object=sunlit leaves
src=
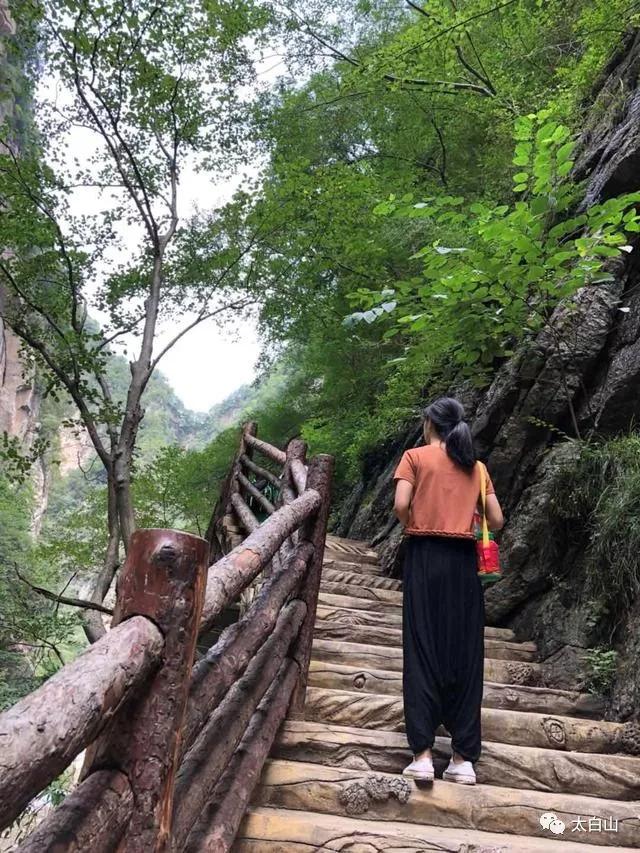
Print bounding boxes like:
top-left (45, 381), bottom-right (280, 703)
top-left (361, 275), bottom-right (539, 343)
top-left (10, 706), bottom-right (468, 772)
top-left (348, 108), bottom-right (640, 381)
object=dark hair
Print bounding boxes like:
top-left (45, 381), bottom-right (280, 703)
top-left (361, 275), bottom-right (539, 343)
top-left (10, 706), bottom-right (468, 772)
top-left (423, 397), bottom-right (476, 471)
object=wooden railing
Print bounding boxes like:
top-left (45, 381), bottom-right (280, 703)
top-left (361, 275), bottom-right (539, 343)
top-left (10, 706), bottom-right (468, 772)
top-left (0, 423), bottom-right (333, 852)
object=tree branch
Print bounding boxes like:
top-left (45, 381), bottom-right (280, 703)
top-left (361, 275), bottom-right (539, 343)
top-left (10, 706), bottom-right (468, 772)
top-left (14, 565), bottom-right (115, 615)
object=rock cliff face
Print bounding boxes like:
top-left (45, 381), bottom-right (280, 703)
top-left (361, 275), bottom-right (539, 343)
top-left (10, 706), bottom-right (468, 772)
top-left (338, 31), bottom-right (640, 723)
top-left (0, 315), bottom-right (40, 446)
top-left (0, 2), bottom-right (49, 531)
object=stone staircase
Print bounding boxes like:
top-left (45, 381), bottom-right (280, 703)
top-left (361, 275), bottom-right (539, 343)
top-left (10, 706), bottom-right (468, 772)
top-left (234, 535), bottom-right (640, 851)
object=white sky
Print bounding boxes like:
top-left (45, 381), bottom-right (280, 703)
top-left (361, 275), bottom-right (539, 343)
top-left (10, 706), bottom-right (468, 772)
top-left (151, 166), bottom-right (262, 412)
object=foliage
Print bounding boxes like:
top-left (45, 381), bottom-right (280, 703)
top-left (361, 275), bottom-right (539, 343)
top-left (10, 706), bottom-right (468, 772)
top-left (584, 647), bottom-right (618, 696)
top-left (0, 0), bottom-right (274, 621)
top-left (549, 435), bottom-right (640, 615)
top-left (347, 110), bottom-right (640, 380)
top-left (0, 472), bottom-right (79, 710)
top-left (133, 429), bottom-right (240, 536)
top-left (237, 0), bottom-right (640, 486)
top-left (4, 0), bottom-right (640, 706)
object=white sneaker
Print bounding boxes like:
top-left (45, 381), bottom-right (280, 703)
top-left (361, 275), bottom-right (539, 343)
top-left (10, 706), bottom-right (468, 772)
top-left (402, 756), bottom-right (434, 782)
top-left (443, 759), bottom-right (476, 785)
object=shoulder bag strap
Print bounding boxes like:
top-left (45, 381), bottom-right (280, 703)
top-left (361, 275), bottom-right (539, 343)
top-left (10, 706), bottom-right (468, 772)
top-left (477, 461), bottom-right (490, 548)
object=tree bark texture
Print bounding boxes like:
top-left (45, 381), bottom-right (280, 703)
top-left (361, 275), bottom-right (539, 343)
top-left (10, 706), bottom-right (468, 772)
top-left (184, 543), bottom-right (313, 752)
top-left (16, 771), bottom-right (133, 853)
top-left (199, 489), bottom-right (321, 633)
top-left (82, 529), bottom-right (208, 853)
top-left (0, 616), bottom-right (163, 831)
top-left (172, 601), bottom-right (306, 849)
top-left (182, 660), bottom-right (299, 853)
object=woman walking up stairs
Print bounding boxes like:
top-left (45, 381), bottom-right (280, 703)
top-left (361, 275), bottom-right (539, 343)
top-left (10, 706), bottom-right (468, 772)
top-left (233, 400), bottom-right (640, 850)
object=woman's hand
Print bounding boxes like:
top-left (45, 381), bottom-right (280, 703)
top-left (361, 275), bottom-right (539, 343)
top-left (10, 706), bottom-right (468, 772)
top-left (394, 479), bottom-right (414, 527)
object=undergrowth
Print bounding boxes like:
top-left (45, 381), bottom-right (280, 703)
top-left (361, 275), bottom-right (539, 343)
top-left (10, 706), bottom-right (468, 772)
top-left (549, 433), bottom-right (640, 615)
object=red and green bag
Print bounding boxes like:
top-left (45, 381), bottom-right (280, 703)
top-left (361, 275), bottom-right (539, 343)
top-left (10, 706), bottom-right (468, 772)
top-left (474, 462), bottom-right (501, 583)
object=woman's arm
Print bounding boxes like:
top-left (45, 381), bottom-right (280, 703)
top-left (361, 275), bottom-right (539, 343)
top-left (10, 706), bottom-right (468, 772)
top-left (394, 479), bottom-right (414, 527)
top-left (485, 494), bottom-right (504, 531)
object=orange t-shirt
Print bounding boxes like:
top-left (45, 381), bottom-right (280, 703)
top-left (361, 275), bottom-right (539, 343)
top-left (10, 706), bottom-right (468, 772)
top-left (393, 445), bottom-right (495, 539)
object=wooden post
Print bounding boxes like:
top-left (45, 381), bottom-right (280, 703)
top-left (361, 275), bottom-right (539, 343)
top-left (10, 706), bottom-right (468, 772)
top-left (278, 438), bottom-right (307, 509)
top-left (271, 438), bottom-right (307, 579)
top-left (288, 453), bottom-right (334, 717)
top-left (82, 529), bottom-right (208, 853)
top-left (205, 422), bottom-right (257, 561)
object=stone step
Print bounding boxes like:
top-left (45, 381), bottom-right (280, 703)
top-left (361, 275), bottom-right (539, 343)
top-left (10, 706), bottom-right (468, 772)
top-left (321, 566), bottom-right (402, 592)
top-left (316, 601), bottom-right (404, 627)
top-left (307, 661), bottom-right (606, 718)
top-left (235, 806), bottom-right (639, 852)
top-left (320, 579), bottom-right (404, 603)
top-left (312, 638), bottom-right (543, 684)
top-left (326, 534), bottom-right (378, 556)
top-left (323, 555), bottom-right (383, 575)
top-left (316, 595), bottom-right (402, 628)
top-left (313, 619), bottom-right (537, 661)
top-left (251, 760), bottom-right (639, 847)
top-left (304, 687), bottom-right (635, 754)
top-left (319, 588), bottom-right (403, 611)
top-left (317, 591), bottom-right (518, 641)
top-left (273, 721), bottom-right (640, 800)
top-left (324, 543), bottom-right (380, 567)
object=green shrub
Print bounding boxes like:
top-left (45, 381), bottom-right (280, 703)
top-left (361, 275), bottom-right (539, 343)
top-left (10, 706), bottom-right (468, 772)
top-left (584, 647), bottom-right (618, 695)
top-left (550, 434), bottom-right (640, 611)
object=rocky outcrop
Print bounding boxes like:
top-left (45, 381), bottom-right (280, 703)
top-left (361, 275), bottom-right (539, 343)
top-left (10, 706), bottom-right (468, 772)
top-left (0, 314), bottom-right (40, 446)
top-left (338, 30), bottom-right (640, 720)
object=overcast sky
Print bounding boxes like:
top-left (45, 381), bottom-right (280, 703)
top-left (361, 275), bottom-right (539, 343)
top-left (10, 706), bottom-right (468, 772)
top-left (151, 166), bottom-right (262, 412)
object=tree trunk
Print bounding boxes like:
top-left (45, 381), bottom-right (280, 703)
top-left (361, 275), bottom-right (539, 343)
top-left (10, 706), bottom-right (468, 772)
top-left (81, 474), bottom-right (121, 643)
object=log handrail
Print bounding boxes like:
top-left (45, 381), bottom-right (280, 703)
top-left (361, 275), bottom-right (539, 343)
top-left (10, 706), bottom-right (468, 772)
top-left (1, 422), bottom-right (333, 853)
top-left (237, 470), bottom-right (276, 514)
top-left (230, 490), bottom-right (260, 533)
top-left (239, 453), bottom-right (281, 489)
top-left (0, 616), bottom-right (163, 829)
top-left (243, 432), bottom-right (287, 466)
top-left (16, 770), bottom-right (134, 853)
top-left (184, 542), bottom-right (313, 754)
top-left (200, 486), bottom-right (321, 631)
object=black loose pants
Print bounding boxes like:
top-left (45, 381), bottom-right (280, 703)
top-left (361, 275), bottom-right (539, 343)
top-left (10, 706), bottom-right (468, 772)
top-left (402, 535), bottom-right (484, 762)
